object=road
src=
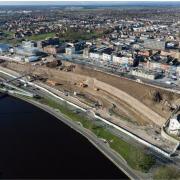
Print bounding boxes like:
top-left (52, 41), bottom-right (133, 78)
top-left (1, 54), bottom-right (180, 92)
top-left (56, 54), bottom-right (180, 92)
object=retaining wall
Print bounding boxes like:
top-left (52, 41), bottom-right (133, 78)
top-left (161, 127), bottom-right (180, 145)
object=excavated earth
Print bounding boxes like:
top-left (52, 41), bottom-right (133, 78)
top-left (3, 61), bottom-right (180, 127)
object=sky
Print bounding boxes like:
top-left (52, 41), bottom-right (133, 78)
top-left (0, 0), bottom-right (180, 5)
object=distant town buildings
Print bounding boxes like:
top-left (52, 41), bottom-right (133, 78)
top-left (0, 7), bottom-right (180, 82)
top-left (0, 44), bottom-right (12, 54)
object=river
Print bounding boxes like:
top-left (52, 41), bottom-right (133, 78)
top-left (0, 95), bottom-right (128, 179)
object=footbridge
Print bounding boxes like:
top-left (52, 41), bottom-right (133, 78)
top-left (0, 74), bottom-right (34, 98)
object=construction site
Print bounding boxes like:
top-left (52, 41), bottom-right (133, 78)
top-left (1, 59), bottom-right (180, 152)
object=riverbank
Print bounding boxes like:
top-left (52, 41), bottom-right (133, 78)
top-left (26, 95), bottom-right (180, 179)
top-left (0, 94), bottom-right (127, 179)
top-left (14, 93), bottom-right (156, 180)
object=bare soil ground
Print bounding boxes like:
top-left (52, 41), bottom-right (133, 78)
top-left (3, 61), bottom-right (180, 127)
top-left (74, 64), bottom-right (179, 119)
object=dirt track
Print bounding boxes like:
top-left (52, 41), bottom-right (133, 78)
top-left (74, 64), bottom-right (179, 118)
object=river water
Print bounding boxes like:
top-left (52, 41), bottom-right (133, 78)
top-left (0, 95), bottom-right (128, 179)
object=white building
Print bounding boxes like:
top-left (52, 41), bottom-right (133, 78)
top-left (25, 56), bottom-right (40, 62)
top-left (86, 42), bottom-right (92, 46)
top-left (176, 66), bottom-right (180, 77)
top-left (65, 47), bottom-right (75, 55)
top-left (112, 55), bottom-right (132, 65)
top-left (22, 41), bottom-right (36, 48)
top-left (131, 69), bottom-right (157, 80)
top-left (9, 48), bottom-right (14, 54)
top-left (83, 48), bottom-right (89, 58)
top-left (112, 55), bottom-right (121, 64)
top-left (89, 52), bottom-right (101, 60)
top-left (168, 114), bottom-right (180, 136)
top-left (102, 53), bottom-right (112, 62)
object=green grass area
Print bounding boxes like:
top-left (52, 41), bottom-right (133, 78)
top-left (0, 30), bottom-right (14, 37)
top-left (0, 29), bottom-right (102, 44)
top-left (38, 97), bottom-right (156, 173)
top-left (154, 166), bottom-right (180, 180)
top-left (3, 30), bottom-right (14, 37)
top-left (92, 127), bottom-right (155, 172)
top-left (59, 30), bottom-right (104, 41)
top-left (0, 30), bottom-right (20, 45)
top-left (0, 31), bottom-right (56, 44)
top-left (0, 38), bottom-right (22, 46)
top-left (26, 32), bottom-right (56, 41)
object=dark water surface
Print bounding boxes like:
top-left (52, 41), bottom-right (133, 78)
top-left (0, 95), bottom-right (128, 179)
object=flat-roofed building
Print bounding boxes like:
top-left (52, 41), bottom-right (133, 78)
top-left (102, 53), bottom-right (112, 62)
top-left (65, 47), bottom-right (75, 55)
top-left (143, 39), bottom-right (165, 50)
top-left (89, 52), bottom-right (101, 60)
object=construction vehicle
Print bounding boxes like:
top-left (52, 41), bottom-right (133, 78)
top-left (79, 82), bottom-right (88, 88)
top-left (46, 79), bottom-right (59, 86)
